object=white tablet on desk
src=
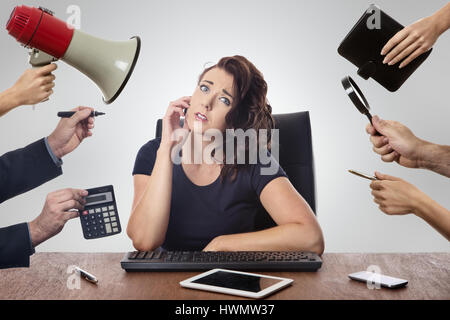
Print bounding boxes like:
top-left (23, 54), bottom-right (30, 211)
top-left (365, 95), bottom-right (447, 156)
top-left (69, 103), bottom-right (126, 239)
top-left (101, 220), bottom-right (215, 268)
top-left (179, 268), bottom-right (293, 299)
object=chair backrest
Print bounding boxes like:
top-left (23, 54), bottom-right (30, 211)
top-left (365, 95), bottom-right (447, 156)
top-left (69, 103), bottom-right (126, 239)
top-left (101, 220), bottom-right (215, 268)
top-left (155, 111), bottom-right (316, 230)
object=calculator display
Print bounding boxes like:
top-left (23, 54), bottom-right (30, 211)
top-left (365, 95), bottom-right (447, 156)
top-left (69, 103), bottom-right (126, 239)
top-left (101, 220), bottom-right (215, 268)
top-left (85, 192), bottom-right (112, 206)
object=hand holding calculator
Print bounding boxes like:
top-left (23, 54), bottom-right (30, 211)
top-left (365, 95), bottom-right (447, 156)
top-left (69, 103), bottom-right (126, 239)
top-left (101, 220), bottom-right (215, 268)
top-left (79, 185), bottom-right (121, 239)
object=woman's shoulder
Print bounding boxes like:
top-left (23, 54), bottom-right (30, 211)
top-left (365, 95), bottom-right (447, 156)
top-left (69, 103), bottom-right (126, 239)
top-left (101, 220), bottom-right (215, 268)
top-left (138, 137), bottom-right (162, 153)
top-left (132, 137), bottom-right (162, 176)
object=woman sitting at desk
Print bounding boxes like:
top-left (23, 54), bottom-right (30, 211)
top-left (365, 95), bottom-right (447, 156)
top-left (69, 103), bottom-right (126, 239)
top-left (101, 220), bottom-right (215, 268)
top-left (127, 56), bottom-right (324, 254)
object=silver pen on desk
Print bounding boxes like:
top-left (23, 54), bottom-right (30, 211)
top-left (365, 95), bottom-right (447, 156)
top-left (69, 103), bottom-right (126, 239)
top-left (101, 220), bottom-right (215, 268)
top-left (74, 266), bottom-right (98, 284)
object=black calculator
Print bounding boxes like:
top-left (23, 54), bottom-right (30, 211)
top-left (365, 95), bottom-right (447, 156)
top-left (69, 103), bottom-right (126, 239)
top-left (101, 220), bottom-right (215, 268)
top-left (79, 185), bottom-right (121, 239)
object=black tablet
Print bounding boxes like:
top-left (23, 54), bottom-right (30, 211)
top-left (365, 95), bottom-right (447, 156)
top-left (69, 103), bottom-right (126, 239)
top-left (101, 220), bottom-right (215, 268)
top-left (338, 4), bottom-right (432, 92)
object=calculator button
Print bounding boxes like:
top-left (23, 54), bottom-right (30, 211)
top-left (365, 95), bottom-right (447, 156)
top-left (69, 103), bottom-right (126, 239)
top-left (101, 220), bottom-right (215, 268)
top-left (86, 227), bottom-right (90, 232)
top-left (82, 216), bottom-right (88, 221)
top-left (85, 222), bottom-right (90, 226)
top-left (100, 225), bottom-right (104, 229)
top-left (105, 224), bottom-right (112, 234)
top-left (96, 213), bottom-right (102, 219)
top-left (112, 227), bottom-right (118, 233)
top-left (95, 208), bottom-right (101, 213)
top-left (100, 231), bottom-right (105, 235)
top-left (103, 212), bottom-right (108, 218)
top-left (109, 211), bottom-right (116, 216)
top-left (110, 217), bottom-right (116, 222)
top-left (92, 221), bottom-right (96, 225)
top-left (91, 215), bottom-right (95, 219)
top-left (108, 205), bottom-right (114, 210)
top-left (102, 207), bottom-right (108, 212)
top-left (111, 222), bottom-right (117, 227)
top-left (82, 210), bottom-right (88, 216)
top-left (87, 233), bottom-right (92, 238)
top-left (104, 217), bottom-right (110, 223)
top-left (89, 209), bottom-right (95, 214)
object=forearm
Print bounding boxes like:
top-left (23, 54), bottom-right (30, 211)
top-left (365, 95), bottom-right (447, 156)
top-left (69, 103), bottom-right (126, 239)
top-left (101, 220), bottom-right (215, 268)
top-left (419, 142), bottom-right (450, 178)
top-left (127, 145), bottom-right (174, 251)
top-left (413, 193), bottom-right (450, 241)
top-left (432, 2), bottom-right (450, 35)
top-left (214, 223), bottom-right (325, 255)
top-left (0, 88), bottom-right (20, 117)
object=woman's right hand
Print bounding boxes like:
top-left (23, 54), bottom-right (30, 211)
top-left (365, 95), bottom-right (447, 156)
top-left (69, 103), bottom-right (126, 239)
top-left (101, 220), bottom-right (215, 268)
top-left (160, 96), bottom-right (191, 149)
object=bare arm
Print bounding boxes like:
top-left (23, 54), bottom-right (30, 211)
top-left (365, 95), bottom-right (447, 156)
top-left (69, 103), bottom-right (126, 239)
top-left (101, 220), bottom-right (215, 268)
top-left (203, 177), bottom-right (325, 255)
top-left (127, 96), bottom-right (191, 251)
top-left (419, 142), bottom-right (450, 178)
top-left (127, 144), bottom-right (174, 251)
top-left (414, 190), bottom-right (450, 241)
top-left (0, 88), bottom-right (20, 117)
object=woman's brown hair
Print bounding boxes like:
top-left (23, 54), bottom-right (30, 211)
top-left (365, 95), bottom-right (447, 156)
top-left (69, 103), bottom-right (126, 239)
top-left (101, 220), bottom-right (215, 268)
top-left (197, 55), bottom-right (275, 183)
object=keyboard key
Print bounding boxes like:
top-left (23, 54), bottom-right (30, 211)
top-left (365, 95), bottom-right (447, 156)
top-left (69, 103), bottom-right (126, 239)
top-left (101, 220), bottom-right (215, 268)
top-left (111, 222), bottom-right (117, 227)
top-left (109, 211), bottom-right (116, 216)
top-left (95, 208), bottom-right (101, 213)
top-left (102, 207), bottom-right (108, 212)
top-left (129, 251), bottom-right (139, 259)
top-left (89, 209), bottom-right (95, 214)
top-left (104, 218), bottom-right (110, 223)
top-left (108, 205), bottom-right (114, 210)
top-left (105, 223), bottom-right (112, 234)
top-left (103, 212), bottom-right (109, 218)
top-left (136, 252), bottom-right (146, 259)
top-left (110, 217), bottom-right (116, 222)
top-left (112, 227), bottom-right (118, 232)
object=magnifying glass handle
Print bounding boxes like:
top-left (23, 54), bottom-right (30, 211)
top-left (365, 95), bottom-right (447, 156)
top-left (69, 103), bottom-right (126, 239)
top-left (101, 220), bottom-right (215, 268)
top-left (365, 113), bottom-right (381, 136)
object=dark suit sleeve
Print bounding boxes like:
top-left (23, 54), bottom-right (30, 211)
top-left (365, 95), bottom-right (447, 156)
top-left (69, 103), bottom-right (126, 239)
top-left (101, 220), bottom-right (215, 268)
top-left (0, 138), bottom-right (62, 203)
top-left (0, 138), bottom-right (62, 269)
top-left (0, 223), bottom-right (34, 268)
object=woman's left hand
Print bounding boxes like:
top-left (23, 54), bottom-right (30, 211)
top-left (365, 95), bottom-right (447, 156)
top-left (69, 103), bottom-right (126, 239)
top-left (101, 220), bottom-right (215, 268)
top-left (370, 172), bottom-right (424, 215)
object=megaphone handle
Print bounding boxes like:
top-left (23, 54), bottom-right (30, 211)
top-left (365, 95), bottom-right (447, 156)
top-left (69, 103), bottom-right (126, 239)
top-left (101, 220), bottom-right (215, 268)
top-left (28, 49), bottom-right (57, 110)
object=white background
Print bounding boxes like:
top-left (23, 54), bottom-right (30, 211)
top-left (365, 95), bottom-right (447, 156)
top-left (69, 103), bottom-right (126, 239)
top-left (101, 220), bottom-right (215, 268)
top-left (0, 0), bottom-right (448, 253)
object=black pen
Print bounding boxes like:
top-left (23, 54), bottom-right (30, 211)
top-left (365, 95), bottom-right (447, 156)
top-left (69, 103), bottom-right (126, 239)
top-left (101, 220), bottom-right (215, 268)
top-left (57, 111), bottom-right (105, 118)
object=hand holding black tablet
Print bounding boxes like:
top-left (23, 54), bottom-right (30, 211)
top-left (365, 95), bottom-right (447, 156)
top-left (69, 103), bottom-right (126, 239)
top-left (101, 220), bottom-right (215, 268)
top-left (338, 4), bottom-right (432, 91)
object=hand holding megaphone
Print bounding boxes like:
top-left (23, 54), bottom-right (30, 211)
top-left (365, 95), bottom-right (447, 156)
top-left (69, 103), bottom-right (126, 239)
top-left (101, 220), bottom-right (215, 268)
top-left (6, 5), bottom-right (141, 105)
top-left (9, 64), bottom-right (56, 107)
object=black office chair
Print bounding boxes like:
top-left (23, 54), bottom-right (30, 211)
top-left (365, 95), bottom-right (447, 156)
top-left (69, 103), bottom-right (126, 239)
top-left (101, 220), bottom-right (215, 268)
top-left (155, 111), bottom-right (316, 230)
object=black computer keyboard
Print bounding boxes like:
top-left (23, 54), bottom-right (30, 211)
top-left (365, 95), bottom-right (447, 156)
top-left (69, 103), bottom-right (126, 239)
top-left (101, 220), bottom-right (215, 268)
top-left (120, 250), bottom-right (322, 272)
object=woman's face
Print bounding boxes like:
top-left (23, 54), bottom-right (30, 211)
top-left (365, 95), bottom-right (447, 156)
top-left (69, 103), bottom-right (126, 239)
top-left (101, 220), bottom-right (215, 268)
top-left (186, 67), bottom-right (235, 134)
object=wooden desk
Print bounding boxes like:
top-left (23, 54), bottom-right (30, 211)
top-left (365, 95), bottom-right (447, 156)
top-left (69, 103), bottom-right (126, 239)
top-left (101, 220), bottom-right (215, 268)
top-left (0, 253), bottom-right (448, 299)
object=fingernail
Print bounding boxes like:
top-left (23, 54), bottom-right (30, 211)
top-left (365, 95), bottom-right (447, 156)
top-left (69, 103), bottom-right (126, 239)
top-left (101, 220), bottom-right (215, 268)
top-left (82, 190), bottom-right (88, 196)
top-left (382, 57), bottom-right (388, 64)
top-left (399, 64), bottom-right (404, 69)
top-left (388, 60), bottom-right (394, 66)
